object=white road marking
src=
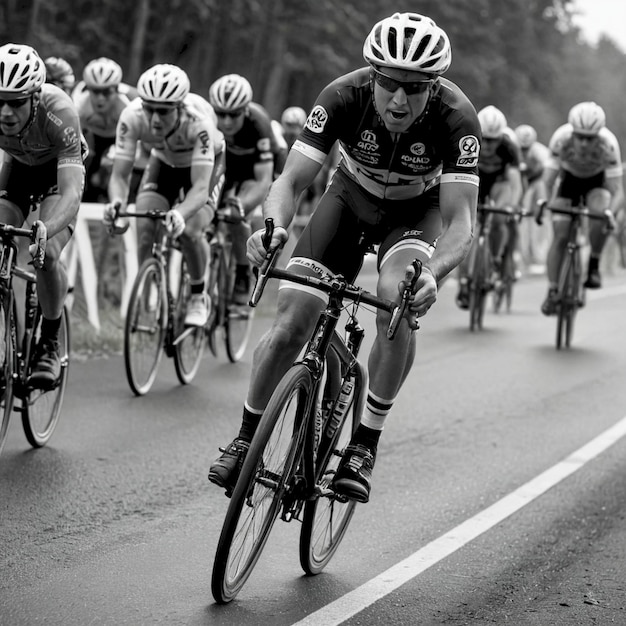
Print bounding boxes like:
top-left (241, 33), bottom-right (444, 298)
top-left (293, 414), bottom-right (626, 625)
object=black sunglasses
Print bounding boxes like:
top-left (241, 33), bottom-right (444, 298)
top-left (216, 110), bottom-right (245, 119)
top-left (142, 103), bottom-right (177, 116)
top-left (372, 69), bottom-right (433, 95)
top-left (88, 87), bottom-right (116, 96)
top-left (0, 97), bottom-right (30, 109)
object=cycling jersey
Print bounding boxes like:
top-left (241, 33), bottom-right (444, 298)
top-left (223, 102), bottom-right (279, 188)
top-left (521, 141), bottom-right (550, 183)
top-left (74, 89), bottom-right (130, 139)
top-left (293, 68), bottom-right (480, 201)
top-left (546, 124), bottom-right (623, 180)
top-left (114, 93), bottom-right (223, 168)
top-left (0, 84), bottom-right (84, 169)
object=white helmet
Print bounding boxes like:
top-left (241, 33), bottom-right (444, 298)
top-left (44, 57), bottom-right (75, 91)
top-left (137, 64), bottom-right (190, 104)
top-left (0, 43), bottom-right (46, 98)
top-left (478, 105), bottom-right (507, 139)
top-left (515, 124), bottom-right (537, 149)
top-left (209, 74), bottom-right (252, 111)
top-left (363, 12), bottom-right (451, 75)
top-left (567, 101), bottom-right (605, 136)
top-left (83, 57), bottom-right (122, 89)
top-left (281, 106), bottom-right (307, 127)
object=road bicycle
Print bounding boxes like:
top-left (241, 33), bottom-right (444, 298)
top-left (118, 208), bottom-right (205, 395)
top-left (466, 203), bottom-right (520, 330)
top-left (0, 223), bottom-right (70, 457)
top-left (536, 200), bottom-right (613, 349)
top-left (204, 205), bottom-right (254, 363)
top-left (211, 219), bottom-right (421, 603)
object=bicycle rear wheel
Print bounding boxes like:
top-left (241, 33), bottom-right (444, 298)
top-left (173, 260), bottom-right (205, 384)
top-left (0, 295), bottom-right (16, 456)
top-left (469, 241), bottom-right (489, 331)
top-left (124, 259), bottom-right (167, 395)
top-left (299, 360), bottom-right (364, 575)
top-left (22, 306), bottom-right (69, 448)
top-left (212, 364), bottom-right (312, 604)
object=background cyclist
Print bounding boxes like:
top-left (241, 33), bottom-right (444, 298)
top-left (44, 56), bottom-right (76, 96)
top-left (540, 101), bottom-right (623, 315)
top-left (208, 12), bottom-right (480, 503)
top-left (105, 64), bottom-right (225, 327)
top-left (456, 105), bottom-right (523, 309)
top-left (208, 74), bottom-right (279, 304)
top-left (0, 43), bottom-right (85, 387)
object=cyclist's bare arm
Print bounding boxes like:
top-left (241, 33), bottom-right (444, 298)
top-left (605, 174), bottom-right (624, 217)
top-left (237, 160), bottom-right (274, 216)
top-left (108, 157), bottom-right (134, 209)
top-left (176, 161), bottom-right (213, 220)
top-left (38, 164), bottom-right (83, 238)
top-left (426, 180), bottom-right (477, 285)
top-left (247, 150), bottom-right (324, 266)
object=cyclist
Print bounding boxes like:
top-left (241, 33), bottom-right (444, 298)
top-left (515, 123), bottom-right (551, 273)
top-left (280, 106), bottom-right (307, 149)
top-left (208, 74), bottom-right (283, 304)
top-left (74, 57), bottom-right (131, 202)
top-left (44, 57), bottom-right (76, 96)
top-left (456, 105), bottom-right (523, 309)
top-left (0, 44), bottom-right (85, 387)
top-left (105, 64), bottom-right (225, 327)
top-left (208, 12), bottom-right (480, 502)
top-left (540, 101), bottom-right (623, 315)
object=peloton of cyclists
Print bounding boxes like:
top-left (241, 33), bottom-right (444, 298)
top-left (515, 123), bottom-right (551, 274)
top-left (105, 64), bottom-right (225, 327)
top-left (540, 101), bottom-right (623, 315)
top-left (208, 12), bottom-right (481, 503)
top-left (0, 43), bottom-right (85, 387)
top-left (456, 105), bottom-right (523, 309)
top-left (208, 74), bottom-right (283, 304)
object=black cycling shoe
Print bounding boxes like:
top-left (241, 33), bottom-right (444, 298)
top-left (208, 438), bottom-right (250, 497)
top-left (583, 268), bottom-right (602, 289)
top-left (333, 443), bottom-right (376, 503)
top-left (541, 288), bottom-right (559, 316)
top-left (28, 339), bottom-right (61, 389)
top-left (456, 283), bottom-right (469, 310)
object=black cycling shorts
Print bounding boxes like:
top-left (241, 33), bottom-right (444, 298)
top-left (292, 170), bottom-right (442, 282)
top-left (138, 157), bottom-right (192, 206)
top-left (0, 158), bottom-right (59, 219)
top-left (556, 170), bottom-right (605, 204)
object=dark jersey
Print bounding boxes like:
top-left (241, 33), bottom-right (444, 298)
top-left (293, 67), bottom-right (480, 201)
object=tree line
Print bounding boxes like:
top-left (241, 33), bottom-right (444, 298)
top-left (3, 0), bottom-right (626, 148)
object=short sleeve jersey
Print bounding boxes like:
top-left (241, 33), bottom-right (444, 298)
top-left (223, 101), bottom-right (275, 187)
top-left (292, 68), bottom-right (480, 201)
top-left (0, 84), bottom-right (84, 169)
top-left (546, 123), bottom-right (623, 180)
top-left (521, 141), bottom-right (550, 181)
top-left (74, 89), bottom-right (130, 138)
top-left (114, 93), bottom-right (223, 169)
top-left (478, 131), bottom-right (521, 178)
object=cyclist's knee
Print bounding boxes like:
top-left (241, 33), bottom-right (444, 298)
top-left (586, 188), bottom-right (611, 211)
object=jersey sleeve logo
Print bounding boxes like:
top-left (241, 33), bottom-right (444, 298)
top-left (306, 106), bottom-right (328, 134)
top-left (456, 135), bottom-right (479, 167)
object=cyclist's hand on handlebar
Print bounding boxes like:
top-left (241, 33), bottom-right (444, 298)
top-left (401, 264), bottom-right (437, 327)
top-left (604, 209), bottom-right (617, 232)
top-left (29, 220), bottom-right (47, 269)
top-left (104, 200), bottom-right (129, 235)
top-left (246, 226), bottom-right (289, 266)
top-left (165, 208), bottom-right (185, 238)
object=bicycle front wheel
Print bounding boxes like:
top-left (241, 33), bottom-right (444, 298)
top-left (212, 364), bottom-right (312, 604)
top-left (124, 259), bottom-right (167, 395)
top-left (173, 261), bottom-right (205, 385)
top-left (22, 306), bottom-right (70, 448)
top-left (469, 241), bottom-right (489, 331)
top-left (556, 251), bottom-right (579, 350)
top-left (223, 250), bottom-right (253, 363)
top-left (0, 295), bottom-right (16, 456)
top-left (299, 360), bottom-right (364, 575)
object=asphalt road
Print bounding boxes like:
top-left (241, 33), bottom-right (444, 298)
top-left (1, 265), bottom-right (626, 626)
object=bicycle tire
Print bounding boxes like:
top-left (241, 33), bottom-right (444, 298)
top-left (124, 258), bottom-right (167, 395)
top-left (223, 249), bottom-right (253, 363)
top-left (299, 359), bottom-right (364, 575)
top-left (205, 246), bottom-right (222, 358)
top-left (212, 364), bottom-right (312, 604)
top-left (555, 251), bottom-right (579, 350)
top-left (173, 260), bottom-right (205, 384)
top-left (22, 305), bottom-right (70, 448)
top-left (0, 294), bottom-right (16, 456)
top-left (469, 240), bottom-right (489, 331)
